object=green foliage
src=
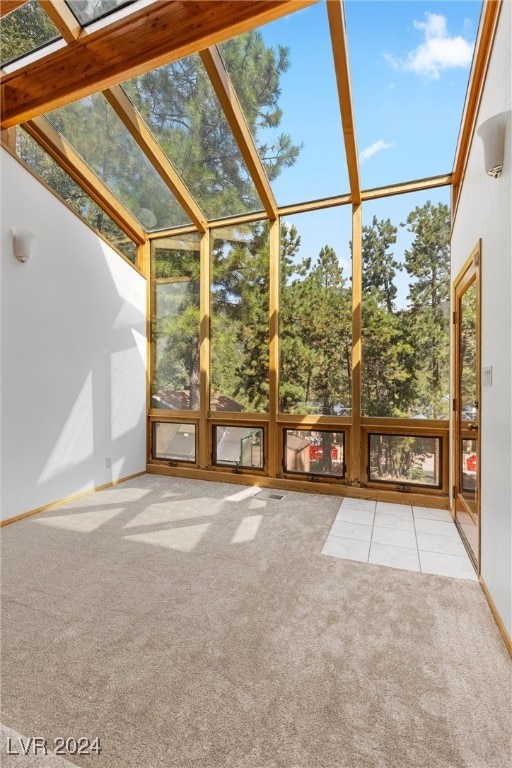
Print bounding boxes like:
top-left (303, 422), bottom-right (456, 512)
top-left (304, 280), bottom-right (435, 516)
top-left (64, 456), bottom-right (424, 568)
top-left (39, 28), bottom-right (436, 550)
top-left (0, 0), bottom-right (58, 65)
top-left (362, 202), bottom-right (450, 419)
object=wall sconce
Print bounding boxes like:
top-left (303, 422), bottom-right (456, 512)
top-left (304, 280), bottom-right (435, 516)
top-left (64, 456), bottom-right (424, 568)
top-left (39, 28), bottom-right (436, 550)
top-left (12, 229), bottom-right (35, 262)
top-left (477, 111), bottom-right (508, 178)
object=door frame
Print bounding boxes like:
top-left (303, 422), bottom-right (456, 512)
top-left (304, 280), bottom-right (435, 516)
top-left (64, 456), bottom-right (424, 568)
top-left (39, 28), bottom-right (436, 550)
top-left (452, 240), bottom-right (481, 570)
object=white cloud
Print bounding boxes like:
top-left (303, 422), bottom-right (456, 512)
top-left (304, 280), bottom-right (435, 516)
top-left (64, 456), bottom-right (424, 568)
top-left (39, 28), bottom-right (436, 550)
top-left (359, 140), bottom-right (392, 163)
top-left (385, 13), bottom-right (474, 80)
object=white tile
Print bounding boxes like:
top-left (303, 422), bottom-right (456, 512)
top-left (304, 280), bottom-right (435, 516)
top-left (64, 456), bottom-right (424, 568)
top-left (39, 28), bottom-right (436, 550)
top-left (419, 551), bottom-right (477, 580)
top-left (329, 519), bottom-right (372, 542)
top-left (417, 532), bottom-right (468, 557)
top-left (414, 518), bottom-right (460, 538)
top-left (369, 543), bottom-right (420, 572)
top-left (321, 536), bottom-right (370, 563)
top-left (341, 498), bottom-right (376, 512)
top-left (413, 506), bottom-right (452, 522)
top-left (335, 507), bottom-right (375, 526)
top-left (372, 526), bottom-right (417, 549)
top-left (376, 502), bottom-right (413, 517)
top-left (374, 512), bottom-right (415, 532)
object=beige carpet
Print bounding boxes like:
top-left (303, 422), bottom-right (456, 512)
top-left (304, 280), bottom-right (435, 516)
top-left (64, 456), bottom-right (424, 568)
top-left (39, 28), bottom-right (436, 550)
top-left (1, 475), bottom-right (510, 768)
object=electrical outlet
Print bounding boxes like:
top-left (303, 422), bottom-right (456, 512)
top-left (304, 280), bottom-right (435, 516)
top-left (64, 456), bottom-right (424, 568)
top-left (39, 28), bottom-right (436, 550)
top-left (106, 457), bottom-right (111, 468)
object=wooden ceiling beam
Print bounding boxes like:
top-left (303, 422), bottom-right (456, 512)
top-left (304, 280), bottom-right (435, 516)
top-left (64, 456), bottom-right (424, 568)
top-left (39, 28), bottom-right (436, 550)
top-left (23, 116), bottom-right (146, 244)
top-left (103, 85), bottom-right (208, 232)
top-left (0, 1), bottom-right (28, 18)
top-left (42, 0), bottom-right (82, 43)
top-left (327, 0), bottom-right (361, 204)
top-left (200, 46), bottom-right (277, 220)
top-left (1, 0), bottom-right (318, 128)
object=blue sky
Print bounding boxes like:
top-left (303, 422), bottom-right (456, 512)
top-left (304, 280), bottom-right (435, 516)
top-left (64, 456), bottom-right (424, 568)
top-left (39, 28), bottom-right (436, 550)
top-left (251, 0), bottom-right (481, 294)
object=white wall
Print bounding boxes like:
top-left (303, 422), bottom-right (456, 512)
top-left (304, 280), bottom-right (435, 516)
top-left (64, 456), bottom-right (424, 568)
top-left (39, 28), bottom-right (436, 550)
top-left (0, 150), bottom-right (147, 521)
top-left (451, 1), bottom-right (512, 636)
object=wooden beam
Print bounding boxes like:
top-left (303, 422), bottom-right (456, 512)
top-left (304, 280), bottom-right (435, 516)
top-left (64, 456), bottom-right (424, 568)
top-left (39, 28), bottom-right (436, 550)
top-left (200, 46), bottom-right (278, 220)
top-left (349, 203), bottom-right (362, 484)
top-left (1, 1), bottom-right (317, 127)
top-left (198, 230), bottom-right (211, 469)
top-left (268, 219), bottom-right (280, 476)
top-left (23, 116), bottom-right (146, 244)
top-left (0, 0), bottom-right (28, 18)
top-left (42, 0), bottom-right (82, 43)
top-left (103, 85), bottom-right (208, 232)
top-left (452, 0), bottom-right (502, 220)
top-left (361, 174), bottom-right (453, 201)
top-left (327, 0), bottom-right (360, 204)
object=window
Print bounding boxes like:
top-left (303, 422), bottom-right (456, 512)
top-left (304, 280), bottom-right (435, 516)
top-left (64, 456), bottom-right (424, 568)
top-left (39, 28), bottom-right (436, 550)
top-left (213, 426), bottom-right (264, 469)
top-left (284, 429), bottom-right (345, 478)
top-left (152, 423), bottom-right (196, 463)
top-left (368, 433), bottom-right (441, 488)
top-left (151, 234), bottom-right (201, 410)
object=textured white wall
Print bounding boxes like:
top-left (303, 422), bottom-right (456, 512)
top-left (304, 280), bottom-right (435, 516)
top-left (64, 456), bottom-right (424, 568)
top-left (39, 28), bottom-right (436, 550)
top-left (451, 1), bottom-right (511, 636)
top-left (0, 150), bottom-right (147, 521)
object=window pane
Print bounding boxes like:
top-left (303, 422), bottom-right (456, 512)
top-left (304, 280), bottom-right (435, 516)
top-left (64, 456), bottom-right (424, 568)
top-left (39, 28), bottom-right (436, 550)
top-left (222, 1), bottom-right (349, 205)
top-left (214, 426), bottom-right (264, 469)
top-left (151, 234), bottom-right (200, 410)
top-left (368, 434), bottom-right (441, 487)
top-left (152, 422), bottom-right (196, 463)
top-left (362, 189), bottom-right (450, 418)
top-left (461, 438), bottom-right (477, 493)
top-left (211, 223), bottom-right (269, 413)
top-left (1, 0), bottom-right (61, 67)
top-left (460, 281), bottom-right (477, 421)
top-left (45, 94), bottom-right (190, 231)
top-left (120, 54), bottom-right (263, 220)
top-left (17, 128), bottom-right (137, 263)
top-left (284, 430), bottom-right (345, 478)
top-left (345, 0), bottom-right (480, 189)
top-left (64, 0), bottom-right (134, 26)
top-left (279, 207), bottom-right (352, 415)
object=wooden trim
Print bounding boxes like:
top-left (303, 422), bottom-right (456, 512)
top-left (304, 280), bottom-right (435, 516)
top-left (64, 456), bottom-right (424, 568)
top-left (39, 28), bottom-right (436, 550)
top-left (208, 211), bottom-right (268, 229)
top-left (199, 230), bottom-right (211, 468)
top-left (1, 1), bottom-right (316, 127)
top-left (452, 0), bottom-right (502, 222)
top-left (200, 46), bottom-right (278, 220)
top-left (350, 203), bottom-right (362, 483)
top-left (148, 225), bottom-right (200, 239)
top-left (43, 0), bottom-right (82, 43)
top-left (0, 472), bottom-right (146, 527)
top-left (1, 139), bottom-right (144, 274)
top-left (23, 116), bottom-right (146, 245)
top-left (103, 85), bottom-right (208, 233)
top-left (361, 417), bottom-right (449, 431)
top-left (146, 462), bottom-right (449, 507)
top-left (277, 414), bottom-right (351, 426)
top-left (1, 126), bottom-right (16, 152)
top-left (361, 174), bottom-right (453, 201)
top-left (268, 218), bottom-right (280, 476)
top-left (479, 576), bottom-right (512, 657)
top-left (0, 0), bottom-right (28, 19)
top-left (278, 194), bottom-right (352, 216)
top-left (452, 240), bottom-right (481, 567)
top-left (207, 412), bottom-right (270, 423)
top-left (327, 0), bottom-right (361, 204)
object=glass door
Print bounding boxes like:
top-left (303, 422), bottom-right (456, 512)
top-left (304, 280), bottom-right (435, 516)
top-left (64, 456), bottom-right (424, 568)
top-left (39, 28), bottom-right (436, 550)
top-left (453, 248), bottom-right (480, 569)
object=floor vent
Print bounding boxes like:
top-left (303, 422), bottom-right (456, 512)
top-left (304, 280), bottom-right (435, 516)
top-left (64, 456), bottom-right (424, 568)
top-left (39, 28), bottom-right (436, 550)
top-left (255, 491), bottom-right (285, 501)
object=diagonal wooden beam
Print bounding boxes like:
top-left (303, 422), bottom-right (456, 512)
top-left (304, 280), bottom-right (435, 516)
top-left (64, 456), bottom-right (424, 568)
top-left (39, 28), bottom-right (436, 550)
top-left (452, 0), bottom-right (502, 219)
top-left (103, 85), bottom-right (208, 232)
top-left (23, 116), bottom-right (146, 244)
top-left (1, 0), bottom-right (318, 128)
top-left (0, 0), bottom-right (28, 18)
top-left (42, 0), bottom-right (82, 43)
top-left (327, 0), bottom-right (361, 204)
top-left (200, 46), bottom-right (277, 220)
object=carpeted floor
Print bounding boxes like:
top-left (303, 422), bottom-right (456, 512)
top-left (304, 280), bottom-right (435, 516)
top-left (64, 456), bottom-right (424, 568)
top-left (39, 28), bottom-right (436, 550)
top-left (1, 474), bottom-right (511, 767)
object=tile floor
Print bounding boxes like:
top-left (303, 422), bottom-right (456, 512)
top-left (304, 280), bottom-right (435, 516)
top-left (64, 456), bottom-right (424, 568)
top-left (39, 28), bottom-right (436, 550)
top-left (322, 499), bottom-right (477, 580)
